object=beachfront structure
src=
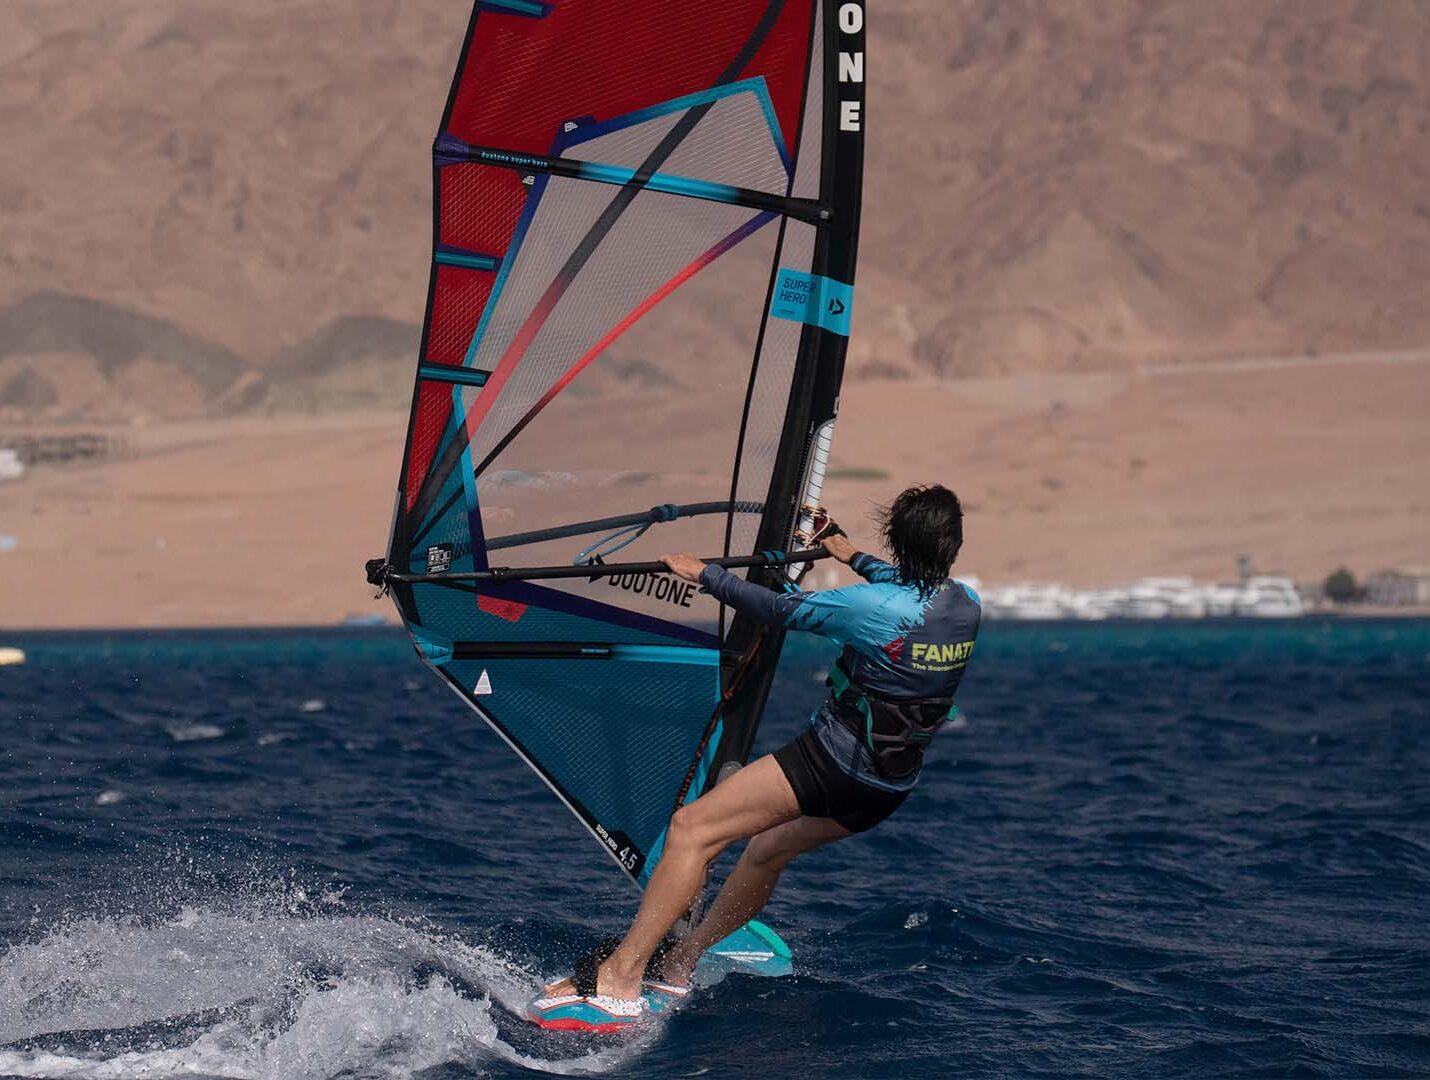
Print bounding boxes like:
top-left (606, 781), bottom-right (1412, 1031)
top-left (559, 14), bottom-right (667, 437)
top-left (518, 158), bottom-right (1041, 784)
top-left (1365, 568), bottom-right (1430, 607)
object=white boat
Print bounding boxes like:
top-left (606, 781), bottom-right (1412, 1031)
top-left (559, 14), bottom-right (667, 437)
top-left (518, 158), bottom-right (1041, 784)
top-left (986, 584), bottom-right (1067, 620)
top-left (1203, 585), bottom-right (1241, 617)
top-left (1235, 576), bottom-right (1306, 618)
top-left (1122, 577), bottom-right (1208, 619)
top-left (1121, 587), bottom-right (1171, 619)
top-left (979, 573), bottom-right (1309, 621)
top-left (1061, 589), bottom-right (1121, 620)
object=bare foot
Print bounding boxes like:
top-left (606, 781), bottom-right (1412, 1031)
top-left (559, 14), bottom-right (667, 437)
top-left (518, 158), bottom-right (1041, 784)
top-left (542, 975), bottom-right (576, 996)
top-left (595, 956), bottom-right (643, 1001)
top-left (543, 947), bottom-right (690, 999)
top-left (647, 941), bottom-right (699, 988)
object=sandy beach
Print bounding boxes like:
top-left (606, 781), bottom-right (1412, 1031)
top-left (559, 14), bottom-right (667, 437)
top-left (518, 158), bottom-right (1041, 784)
top-left (2, 353), bottom-right (1425, 629)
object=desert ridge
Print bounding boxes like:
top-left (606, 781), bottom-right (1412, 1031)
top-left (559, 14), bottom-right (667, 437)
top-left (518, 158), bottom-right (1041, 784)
top-left (5, 3), bottom-right (1430, 422)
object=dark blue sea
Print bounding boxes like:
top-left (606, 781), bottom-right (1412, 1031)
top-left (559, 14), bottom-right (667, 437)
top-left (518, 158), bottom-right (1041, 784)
top-left (1, 619), bottom-right (1428, 1078)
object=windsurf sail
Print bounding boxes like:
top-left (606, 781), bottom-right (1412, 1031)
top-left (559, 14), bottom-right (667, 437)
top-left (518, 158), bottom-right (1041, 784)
top-left (369, 0), bottom-right (865, 886)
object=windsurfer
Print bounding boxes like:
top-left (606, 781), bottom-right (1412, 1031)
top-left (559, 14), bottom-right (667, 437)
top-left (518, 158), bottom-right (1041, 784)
top-left (549, 484), bottom-right (981, 1003)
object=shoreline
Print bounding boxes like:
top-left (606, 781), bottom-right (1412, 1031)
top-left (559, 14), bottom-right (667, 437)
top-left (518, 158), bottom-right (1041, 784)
top-left (2, 610), bottom-right (1429, 638)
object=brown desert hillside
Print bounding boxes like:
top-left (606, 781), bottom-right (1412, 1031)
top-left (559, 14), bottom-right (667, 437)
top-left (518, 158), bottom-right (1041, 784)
top-left (1, 1), bottom-right (1427, 627)
top-left (1, 1), bottom-right (1428, 419)
top-left (865, 0), bottom-right (1430, 377)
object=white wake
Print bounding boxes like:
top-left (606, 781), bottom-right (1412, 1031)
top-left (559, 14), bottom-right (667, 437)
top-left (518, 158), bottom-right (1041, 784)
top-left (0, 903), bottom-right (647, 1079)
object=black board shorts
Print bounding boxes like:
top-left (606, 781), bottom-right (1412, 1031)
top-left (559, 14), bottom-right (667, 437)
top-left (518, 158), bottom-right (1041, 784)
top-left (774, 725), bottom-right (910, 833)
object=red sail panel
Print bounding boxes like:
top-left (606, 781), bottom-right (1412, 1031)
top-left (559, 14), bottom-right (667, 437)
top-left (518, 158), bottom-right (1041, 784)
top-left (425, 165), bottom-right (530, 369)
top-left (445, 1), bottom-right (815, 158)
top-left (404, 380), bottom-right (455, 511)
top-left (438, 164), bottom-right (529, 254)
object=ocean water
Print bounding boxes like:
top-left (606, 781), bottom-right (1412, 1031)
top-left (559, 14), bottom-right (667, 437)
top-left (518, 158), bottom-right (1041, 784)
top-left (0, 619), bottom-right (1427, 1079)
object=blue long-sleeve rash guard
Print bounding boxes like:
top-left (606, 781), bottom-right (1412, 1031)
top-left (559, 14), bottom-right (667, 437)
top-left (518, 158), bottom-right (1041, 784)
top-left (698, 553), bottom-right (982, 788)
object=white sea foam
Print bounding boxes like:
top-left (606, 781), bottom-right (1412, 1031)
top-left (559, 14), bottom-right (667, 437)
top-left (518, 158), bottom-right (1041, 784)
top-left (0, 905), bottom-right (645, 1078)
top-left (166, 724), bottom-right (225, 743)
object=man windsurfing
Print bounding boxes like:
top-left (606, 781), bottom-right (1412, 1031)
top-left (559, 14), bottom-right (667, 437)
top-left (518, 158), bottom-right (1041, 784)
top-left (544, 483), bottom-right (980, 1012)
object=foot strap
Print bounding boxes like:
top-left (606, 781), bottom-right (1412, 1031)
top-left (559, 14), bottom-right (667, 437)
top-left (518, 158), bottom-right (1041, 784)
top-left (570, 932), bottom-right (684, 996)
top-left (571, 935), bottom-right (622, 997)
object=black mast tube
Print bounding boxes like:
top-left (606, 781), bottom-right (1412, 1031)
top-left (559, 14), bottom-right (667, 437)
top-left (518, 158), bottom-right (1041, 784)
top-left (708, 0), bottom-right (867, 788)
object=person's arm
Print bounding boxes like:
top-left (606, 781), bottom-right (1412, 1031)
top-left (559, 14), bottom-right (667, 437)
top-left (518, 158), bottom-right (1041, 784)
top-left (822, 533), bottom-right (900, 584)
top-left (848, 552), bottom-right (901, 584)
top-left (696, 563), bottom-right (884, 645)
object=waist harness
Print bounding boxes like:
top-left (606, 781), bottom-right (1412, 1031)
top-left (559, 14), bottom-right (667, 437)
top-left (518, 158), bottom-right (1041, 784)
top-left (826, 658), bottom-right (957, 780)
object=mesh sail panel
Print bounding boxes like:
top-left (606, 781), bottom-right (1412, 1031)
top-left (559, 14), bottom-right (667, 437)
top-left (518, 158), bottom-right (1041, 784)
top-left (445, 656), bottom-right (718, 880)
top-left (728, 220), bottom-right (819, 560)
top-left (563, 87), bottom-right (794, 194)
top-left (791, 0), bottom-right (825, 201)
top-left (382, 0), bottom-right (862, 886)
top-left (465, 185), bottom-right (782, 631)
top-left (444, 1), bottom-right (816, 162)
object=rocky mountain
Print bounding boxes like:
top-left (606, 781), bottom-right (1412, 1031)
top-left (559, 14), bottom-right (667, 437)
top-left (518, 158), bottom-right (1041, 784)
top-left (1, 0), bottom-right (1426, 421)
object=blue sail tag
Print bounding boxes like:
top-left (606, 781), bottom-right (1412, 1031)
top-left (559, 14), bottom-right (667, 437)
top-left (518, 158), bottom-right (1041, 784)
top-left (768, 268), bottom-right (854, 336)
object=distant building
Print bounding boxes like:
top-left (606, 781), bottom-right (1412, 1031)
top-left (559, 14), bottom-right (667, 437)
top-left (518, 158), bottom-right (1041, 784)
top-left (1365, 568), bottom-right (1430, 607)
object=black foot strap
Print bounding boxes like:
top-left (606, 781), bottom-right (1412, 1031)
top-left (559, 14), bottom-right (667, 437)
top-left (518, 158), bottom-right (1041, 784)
top-left (570, 933), bottom-right (684, 995)
top-left (572, 936), bottom-right (622, 997)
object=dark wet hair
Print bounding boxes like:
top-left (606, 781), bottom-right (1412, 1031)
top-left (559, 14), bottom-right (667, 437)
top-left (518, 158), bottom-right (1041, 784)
top-left (877, 484), bottom-right (963, 594)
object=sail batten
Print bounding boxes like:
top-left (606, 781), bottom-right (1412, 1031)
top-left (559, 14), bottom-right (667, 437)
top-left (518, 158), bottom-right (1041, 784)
top-left (436, 139), bottom-right (829, 223)
top-left (379, 0), bottom-right (864, 887)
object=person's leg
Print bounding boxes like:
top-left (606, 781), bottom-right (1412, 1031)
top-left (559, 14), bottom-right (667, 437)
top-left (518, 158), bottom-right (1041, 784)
top-left (651, 814), bottom-right (851, 986)
top-left (594, 754), bottom-right (801, 999)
